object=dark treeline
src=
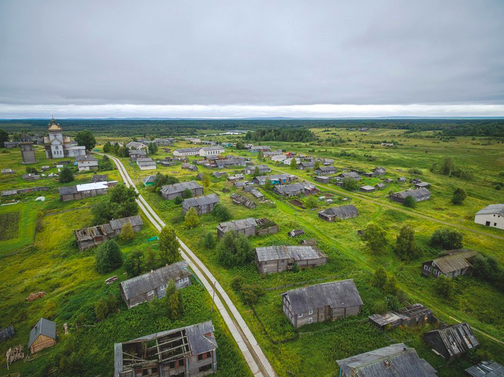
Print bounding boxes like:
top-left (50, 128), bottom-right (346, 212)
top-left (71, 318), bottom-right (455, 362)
top-left (1, 118), bottom-right (504, 137)
top-left (244, 128), bottom-right (315, 142)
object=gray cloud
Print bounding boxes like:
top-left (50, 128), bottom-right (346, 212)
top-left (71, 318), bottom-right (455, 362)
top-left (0, 0), bottom-right (503, 117)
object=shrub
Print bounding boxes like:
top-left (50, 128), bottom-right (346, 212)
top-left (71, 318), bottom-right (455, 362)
top-left (435, 275), bottom-right (455, 299)
top-left (341, 177), bottom-right (360, 191)
top-left (372, 267), bottom-right (387, 289)
top-left (395, 225), bottom-right (417, 261)
top-left (124, 249), bottom-right (144, 278)
top-left (120, 222), bottom-right (135, 242)
top-left (452, 188), bottom-right (467, 205)
top-left (305, 196), bottom-right (318, 209)
top-left (182, 188), bottom-right (192, 199)
top-left (216, 231), bottom-right (253, 267)
top-left (184, 207), bottom-right (199, 229)
top-left (231, 276), bottom-right (245, 292)
top-left (204, 232), bottom-right (216, 249)
top-left (362, 224), bottom-right (388, 253)
top-left (212, 203), bottom-right (232, 221)
top-left (59, 167), bottom-right (75, 183)
top-left (403, 195), bottom-right (417, 208)
top-left (174, 196), bottom-right (183, 205)
top-left (429, 228), bottom-right (464, 250)
top-left (95, 240), bottom-right (123, 274)
top-left (94, 295), bottom-right (117, 321)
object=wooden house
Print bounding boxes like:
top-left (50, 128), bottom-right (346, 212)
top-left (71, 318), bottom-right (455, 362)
top-left (273, 182), bottom-right (317, 197)
top-left (114, 321), bottom-right (217, 377)
top-left (182, 194), bottom-right (220, 214)
top-left (59, 181), bottom-right (117, 202)
top-left (298, 161), bottom-right (315, 170)
top-left (288, 229), bottom-right (305, 238)
top-left (255, 245), bottom-right (326, 274)
top-left (76, 155), bottom-right (99, 171)
top-left (337, 343), bottom-right (438, 377)
top-left (390, 188), bottom-right (431, 204)
top-left (160, 181), bottom-right (204, 200)
top-left (136, 158), bottom-right (157, 170)
top-left (466, 361), bottom-right (504, 377)
top-left (216, 218), bottom-right (257, 238)
top-left (369, 303), bottom-right (436, 330)
top-left (282, 280), bottom-right (362, 327)
top-left (339, 171), bottom-right (360, 180)
top-left (315, 166), bottom-right (337, 175)
top-left (129, 149), bottom-right (147, 161)
top-left (28, 318), bottom-right (56, 354)
top-left (422, 250), bottom-right (478, 278)
top-left (91, 174), bottom-right (108, 183)
top-left (424, 323), bottom-right (479, 361)
top-left (318, 205), bottom-right (358, 221)
top-left (360, 185), bottom-right (375, 192)
top-left (315, 176), bottom-right (330, 184)
top-left (474, 204), bottom-right (504, 230)
top-left (374, 167), bottom-right (386, 175)
top-left (120, 262), bottom-right (192, 309)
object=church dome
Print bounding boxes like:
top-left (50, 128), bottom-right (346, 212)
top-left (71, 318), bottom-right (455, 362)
top-left (48, 117), bottom-right (62, 132)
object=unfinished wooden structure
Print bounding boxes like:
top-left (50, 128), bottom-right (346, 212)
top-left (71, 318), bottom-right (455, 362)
top-left (337, 343), bottom-right (438, 377)
top-left (282, 280), bottom-right (363, 328)
top-left (423, 323), bottom-right (479, 361)
top-left (120, 261), bottom-right (192, 309)
top-left (466, 361), bottom-right (504, 377)
top-left (28, 318), bottom-right (56, 354)
top-left (74, 215), bottom-right (143, 251)
top-left (114, 321), bottom-right (217, 377)
top-left (255, 245), bottom-right (327, 274)
top-left (369, 303), bottom-right (436, 330)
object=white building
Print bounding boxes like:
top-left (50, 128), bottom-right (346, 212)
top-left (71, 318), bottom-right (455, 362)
top-left (199, 146), bottom-right (225, 157)
top-left (76, 155), bottom-right (99, 171)
top-left (474, 204), bottom-right (504, 230)
top-left (173, 148), bottom-right (201, 157)
top-left (136, 158), bottom-right (157, 170)
top-left (44, 118), bottom-right (86, 159)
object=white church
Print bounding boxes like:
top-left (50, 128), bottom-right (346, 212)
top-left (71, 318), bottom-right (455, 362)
top-left (44, 118), bottom-right (86, 159)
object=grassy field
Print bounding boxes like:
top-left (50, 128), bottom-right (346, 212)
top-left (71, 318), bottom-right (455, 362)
top-left (0, 147), bottom-right (251, 376)
top-left (106, 129), bottom-right (504, 376)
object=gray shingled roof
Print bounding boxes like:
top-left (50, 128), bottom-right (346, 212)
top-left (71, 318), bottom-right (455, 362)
top-left (431, 249), bottom-right (478, 274)
top-left (120, 261), bottom-right (191, 301)
top-left (217, 218), bottom-right (257, 233)
top-left (425, 323), bottom-right (479, 358)
top-left (394, 188), bottom-right (431, 200)
top-left (109, 215), bottom-right (144, 231)
top-left (476, 204), bottom-right (504, 217)
top-left (28, 318), bottom-right (56, 348)
top-left (59, 186), bottom-right (78, 195)
top-left (174, 147), bottom-right (200, 153)
top-left (317, 166), bottom-right (337, 172)
top-left (337, 343), bottom-right (437, 377)
top-left (182, 194), bottom-right (220, 209)
top-left (256, 245), bottom-right (322, 262)
top-left (466, 361), bottom-right (504, 377)
top-left (319, 205), bottom-right (358, 218)
top-left (160, 181), bottom-right (202, 195)
top-left (142, 175), bottom-right (157, 184)
top-left (284, 280), bottom-right (363, 315)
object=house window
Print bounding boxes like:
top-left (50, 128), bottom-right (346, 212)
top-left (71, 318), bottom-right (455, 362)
top-left (169, 361), bottom-right (176, 369)
top-left (308, 318), bottom-right (313, 324)
top-left (147, 290), bottom-right (154, 296)
top-left (495, 223), bottom-right (497, 226)
top-left (298, 313), bottom-right (303, 318)
top-left (160, 285), bottom-right (166, 291)
top-left (199, 364), bottom-right (212, 372)
top-left (308, 310), bottom-right (313, 315)
top-left (198, 354), bottom-right (204, 361)
top-left (179, 359), bottom-right (185, 366)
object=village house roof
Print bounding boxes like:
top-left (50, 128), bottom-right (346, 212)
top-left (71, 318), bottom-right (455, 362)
top-left (369, 303), bottom-right (434, 328)
top-left (160, 181), bottom-right (202, 196)
top-left (75, 155), bottom-right (97, 162)
top-left (425, 323), bottom-right (479, 358)
top-left (129, 149), bottom-right (147, 156)
top-left (126, 141), bottom-right (147, 149)
top-left (142, 175), bottom-right (157, 184)
top-left (394, 188), bottom-right (431, 200)
top-left (337, 343), bottom-right (437, 377)
top-left (256, 245), bottom-right (322, 263)
top-left (120, 261), bottom-right (191, 302)
top-left (92, 174), bottom-right (108, 183)
top-left (340, 171), bottom-right (360, 179)
top-left (284, 280), bottom-right (363, 315)
top-left (274, 182), bottom-right (315, 196)
top-left (317, 166), bottom-right (337, 172)
top-left (59, 181), bottom-right (116, 196)
top-left (360, 185), bottom-right (375, 191)
top-left (319, 205), bottom-right (358, 218)
top-left (174, 147), bottom-right (200, 154)
top-left (217, 218), bottom-right (258, 233)
top-left (476, 204), bottom-right (504, 217)
top-left (183, 194), bottom-right (220, 208)
top-left (109, 215), bottom-right (143, 232)
top-left (28, 318), bottom-right (56, 348)
top-left (430, 249), bottom-right (478, 274)
top-left (201, 146), bottom-right (224, 152)
top-left (374, 167), bottom-right (387, 174)
top-left (466, 361), bottom-right (504, 377)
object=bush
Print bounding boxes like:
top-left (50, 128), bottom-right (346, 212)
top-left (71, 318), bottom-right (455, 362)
top-left (395, 225), bottom-right (417, 261)
top-left (184, 207), bottom-right (199, 229)
top-left (372, 267), bottom-right (387, 289)
top-left (403, 195), bottom-right (417, 208)
top-left (435, 275), bottom-right (455, 299)
top-left (94, 295), bottom-right (117, 321)
top-left (341, 177), bottom-right (360, 191)
top-left (120, 222), bottom-right (135, 242)
top-left (362, 224), bottom-right (388, 253)
top-left (216, 231), bottom-right (253, 267)
top-left (59, 167), bottom-right (75, 183)
top-left (212, 203), bottom-right (232, 221)
top-left (204, 232), bottom-right (216, 249)
top-left (26, 166), bottom-right (38, 174)
top-left (452, 188), bottom-right (467, 205)
top-left (174, 196), bottom-right (184, 205)
top-left (231, 276), bottom-right (245, 291)
top-left (182, 188), bottom-right (192, 199)
top-left (124, 249), bottom-right (144, 278)
top-left (92, 184), bottom-right (138, 224)
top-left (429, 228), bottom-right (464, 250)
top-left (95, 240), bottom-right (123, 274)
top-left (305, 196), bottom-right (318, 209)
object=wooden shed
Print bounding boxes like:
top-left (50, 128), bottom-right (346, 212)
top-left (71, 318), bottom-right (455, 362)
top-left (28, 318), bottom-right (56, 354)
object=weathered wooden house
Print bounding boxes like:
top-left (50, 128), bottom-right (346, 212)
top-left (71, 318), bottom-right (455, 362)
top-left (288, 229), bottom-right (305, 238)
top-left (298, 161), bottom-right (315, 170)
top-left (339, 171), bottom-right (361, 180)
top-left (74, 215), bottom-right (143, 251)
top-left (255, 218), bottom-right (279, 236)
top-left (255, 245), bottom-right (327, 274)
top-left (129, 149), bottom-right (147, 161)
top-left (244, 164), bottom-right (271, 175)
top-left (415, 181), bottom-right (431, 189)
top-left (59, 181), bottom-right (117, 202)
top-left (390, 188), bottom-right (431, 203)
top-left (91, 174), bottom-right (108, 183)
top-left (273, 182), bottom-right (317, 197)
top-left (182, 194), bottom-right (220, 214)
top-left (315, 166), bottom-right (338, 175)
top-left (28, 318), bottom-right (56, 354)
top-left (360, 185), bottom-right (375, 192)
top-left (182, 163), bottom-right (198, 171)
top-left (173, 147), bottom-right (201, 157)
top-left (120, 261), bottom-right (192, 309)
top-left (337, 343), bottom-right (438, 377)
top-left (76, 155), bottom-right (99, 171)
top-left (369, 303), bottom-right (436, 330)
top-left (282, 280), bottom-right (363, 327)
top-left (375, 182), bottom-right (386, 190)
top-left (422, 249), bottom-right (478, 278)
top-left (143, 175), bottom-right (156, 186)
top-left (374, 167), bottom-right (387, 175)
top-left (466, 361), bottom-right (504, 377)
top-left (230, 193), bottom-right (256, 209)
top-left (23, 173), bottom-right (40, 181)
top-left (216, 218), bottom-right (257, 238)
top-left (160, 181), bottom-right (204, 200)
top-left (0, 325), bottom-right (15, 342)
top-left (250, 189), bottom-right (264, 200)
top-left (114, 321), bottom-right (217, 377)
top-left (315, 176), bottom-right (330, 184)
top-left (136, 157), bottom-right (157, 170)
top-left (397, 177), bottom-right (407, 183)
top-left (423, 323), bottom-right (479, 361)
top-left (318, 205), bottom-right (358, 221)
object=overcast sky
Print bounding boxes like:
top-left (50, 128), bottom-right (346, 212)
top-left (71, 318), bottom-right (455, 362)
top-left (1, 0), bottom-right (504, 118)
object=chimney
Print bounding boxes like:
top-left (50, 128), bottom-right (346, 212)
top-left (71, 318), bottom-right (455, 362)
top-left (384, 360), bottom-right (390, 368)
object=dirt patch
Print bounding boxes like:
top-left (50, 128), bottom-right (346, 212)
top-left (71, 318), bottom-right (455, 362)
top-left (0, 211), bottom-right (20, 241)
top-left (289, 200), bottom-right (305, 209)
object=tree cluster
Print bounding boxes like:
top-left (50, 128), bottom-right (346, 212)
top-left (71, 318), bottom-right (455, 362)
top-left (216, 231), bottom-right (253, 267)
top-left (59, 166), bottom-right (75, 183)
top-left (92, 184), bottom-right (139, 224)
top-left (98, 155), bottom-right (114, 171)
top-left (75, 130), bottom-right (96, 151)
top-left (429, 228), bottom-right (464, 250)
top-left (395, 225), bottom-right (418, 261)
top-left (341, 177), bottom-right (360, 191)
top-left (431, 157), bottom-right (474, 180)
top-left (212, 203), bottom-right (232, 221)
top-left (472, 255), bottom-right (504, 293)
top-left (244, 128), bottom-right (315, 142)
top-left (95, 240), bottom-right (123, 274)
top-left (361, 224), bottom-right (388, 253)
